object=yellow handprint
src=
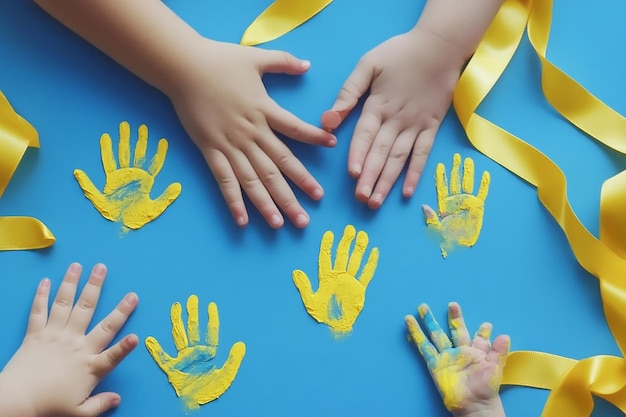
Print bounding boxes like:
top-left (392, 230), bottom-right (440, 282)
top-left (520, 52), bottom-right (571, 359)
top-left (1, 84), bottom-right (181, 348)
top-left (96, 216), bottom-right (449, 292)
top-left (292, 224), bottom-right (379, 335)
top-left (422, 153), bottom-right (489, 258)
top-left (74, 121), bottom-right (181, 230)
top-left (145, 295), bottom-right (246, 410)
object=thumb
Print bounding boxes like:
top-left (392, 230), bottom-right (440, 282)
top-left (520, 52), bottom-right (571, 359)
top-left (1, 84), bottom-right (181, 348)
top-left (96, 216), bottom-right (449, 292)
top-left (77, 392), bottom-right (121, 417)
top-left (322, 60), bottom-right (373, 131)
top-left (421, 204), bottom-right (441, 227)
top-left (256, 49), bottom-right (311, 75)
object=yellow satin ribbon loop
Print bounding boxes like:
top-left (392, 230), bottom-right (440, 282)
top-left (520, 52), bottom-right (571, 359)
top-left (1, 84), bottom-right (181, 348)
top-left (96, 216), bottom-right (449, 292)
top-left (241, 0), bottom-right (333, 46)
top-left (0, 91), bottom-right (55, 250)
top-left (455, 0), bottom-right (626, 414)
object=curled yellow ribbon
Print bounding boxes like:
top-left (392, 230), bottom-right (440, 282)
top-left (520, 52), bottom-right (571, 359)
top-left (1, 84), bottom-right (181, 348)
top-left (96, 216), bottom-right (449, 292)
top-left (456, 0), bottom-right (626, 414)
top-left (241, 0), bottom-right (333, 46)
top-left (0, 91), bottom-right (55, 250)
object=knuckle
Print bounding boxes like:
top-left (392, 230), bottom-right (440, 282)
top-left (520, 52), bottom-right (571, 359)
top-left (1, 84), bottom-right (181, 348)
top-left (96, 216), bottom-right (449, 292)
top-left (99, 318), bottom-right (116, 335)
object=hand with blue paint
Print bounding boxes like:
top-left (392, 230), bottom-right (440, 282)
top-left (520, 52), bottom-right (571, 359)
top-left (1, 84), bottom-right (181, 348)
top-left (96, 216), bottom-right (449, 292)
top-left (0, 263), bottom-right (139, 417)
top-left (405, 302), bottom-right (509, 417)
top-left (145, 295), bottom-right (246, 409)
top-left (293, 224), bottom-right (379, 334)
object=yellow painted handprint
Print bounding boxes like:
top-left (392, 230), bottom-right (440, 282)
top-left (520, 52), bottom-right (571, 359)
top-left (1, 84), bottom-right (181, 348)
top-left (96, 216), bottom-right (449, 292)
top-left (293, 225), bottom-right (379, 335)
top-left (145, 295), bottom-right (246, 410)
top-left (422, 153), bottom-right (489, 258)
top-left (74, 121), bottom-right (181, 230)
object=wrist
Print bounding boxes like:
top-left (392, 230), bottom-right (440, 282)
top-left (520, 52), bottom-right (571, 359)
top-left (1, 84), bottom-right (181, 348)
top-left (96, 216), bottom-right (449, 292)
top-left (0, 372), bottom-right (37, 417)
top-left (452, 396), bottom-right (506, 417)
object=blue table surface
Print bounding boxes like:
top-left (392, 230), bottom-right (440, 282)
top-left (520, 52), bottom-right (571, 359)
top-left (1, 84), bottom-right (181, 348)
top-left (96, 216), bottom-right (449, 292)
top-left (1, 1), bottom-right (625, 416)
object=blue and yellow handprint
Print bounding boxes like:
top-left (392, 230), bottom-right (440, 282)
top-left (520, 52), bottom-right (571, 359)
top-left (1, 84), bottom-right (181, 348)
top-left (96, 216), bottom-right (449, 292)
top-left (422, 153), bottom-right (489, 257)
top-left (74, 121), bottom-right (181, 230)
top-left (293, 224), bottom-right (379, 335)
top-left (145, 295), bottom-right (246, 410)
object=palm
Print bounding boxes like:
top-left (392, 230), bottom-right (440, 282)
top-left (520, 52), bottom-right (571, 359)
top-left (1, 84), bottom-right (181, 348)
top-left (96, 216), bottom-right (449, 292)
top-left (432, 346), bottom-right (503, 407)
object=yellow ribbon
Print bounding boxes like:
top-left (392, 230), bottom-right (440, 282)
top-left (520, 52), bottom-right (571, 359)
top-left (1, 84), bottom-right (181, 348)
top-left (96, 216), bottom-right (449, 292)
top-left (455, 0), bottom-right (626, 414)
top-left (241, 0), bottom-right (333, 46)
top-left (0, 91), bottom-right (55, 250)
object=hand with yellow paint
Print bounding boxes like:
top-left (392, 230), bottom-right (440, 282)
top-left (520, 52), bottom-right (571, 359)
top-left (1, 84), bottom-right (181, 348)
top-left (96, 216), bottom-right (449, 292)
top-left (145, 295), bottom-right (246, 409)
top-left (74, 121), bottom-right (181, 230)
top-left (292, 225), bottom-right (379, 334)
top-left (405, 303), bottom-right (509, 417)
top-left (422, 153), bottom-right (489, 257)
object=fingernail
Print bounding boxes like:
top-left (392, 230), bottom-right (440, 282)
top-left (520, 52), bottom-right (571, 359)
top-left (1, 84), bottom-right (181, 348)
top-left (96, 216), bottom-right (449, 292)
top-left (295, 213), bottom-right (309, 228)
top-left (360, 186), bottom-right (371, 198)
top-left (93, 263), bottom-right (106, 276)
top-left (69, 262), bottom-right (81, 273)
top-left (300, 60), bottom-right (311, 69)
top-left (236, 216), bottom-right (247, 226)
top-left (40, 278), bottom-right (50, 289)
top-left (270, 214), bottom-right (284, 228)
top-left (350, 164), bottom-right (362, 176)
top-left (124, 292), bottom-right (138, 306)
top-left (312, 187), bottom-right (324, 200)
top-left (403, 186), bottom-right (414, 196)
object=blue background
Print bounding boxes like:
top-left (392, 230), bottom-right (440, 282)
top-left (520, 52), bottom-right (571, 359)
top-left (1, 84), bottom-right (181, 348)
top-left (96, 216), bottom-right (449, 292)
top-left (1, 0), bottom-right (625, 416)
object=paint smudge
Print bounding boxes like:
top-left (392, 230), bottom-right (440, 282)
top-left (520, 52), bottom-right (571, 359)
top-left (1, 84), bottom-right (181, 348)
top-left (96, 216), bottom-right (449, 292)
top-left (74, 121), bottom-right (181, 231)
top-left (422, 153), bottom-right (489, 258)
top-left (292, 224), bottom-right (379, 335)
top-left (145, 295), bottom-right (246, 410)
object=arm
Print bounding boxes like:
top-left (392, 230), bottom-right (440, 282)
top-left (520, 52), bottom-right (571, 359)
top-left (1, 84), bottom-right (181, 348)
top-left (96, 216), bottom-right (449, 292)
top-left (405, 302), bottom-right (509, 417)
top-left (0, 263), bottom-right (138, 417)
top-left (322, 0), bottom-right (503, 209)
top-left (34, 0), bottom-right (336, 229)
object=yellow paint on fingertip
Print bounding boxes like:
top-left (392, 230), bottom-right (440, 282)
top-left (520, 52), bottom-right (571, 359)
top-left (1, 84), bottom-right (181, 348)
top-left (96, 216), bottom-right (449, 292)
top-left (476, 323), bottom-right (492, 340)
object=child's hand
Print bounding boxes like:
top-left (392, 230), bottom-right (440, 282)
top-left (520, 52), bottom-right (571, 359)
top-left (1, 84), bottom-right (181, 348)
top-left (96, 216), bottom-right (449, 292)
top-left (322, 29), bottom-right (465, 209)
top-left (405, 302), bottom-right (509, 417)
top-left (169, 40), bottom-right (337, 229)
top-left (0, 263), bottom-right (139, 417)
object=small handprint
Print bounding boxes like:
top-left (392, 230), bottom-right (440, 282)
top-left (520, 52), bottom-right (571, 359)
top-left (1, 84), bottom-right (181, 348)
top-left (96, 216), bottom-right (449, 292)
top-left (145, 295), bottom-right (246, 410)
top-left (292, 224), bottom-right (379, 335)
top-left (405, 303), bottom-right (509, 413)
top-left (422, 153), bottom-right (489, 258)
top-left (74, 121), bottom-right (181, 230)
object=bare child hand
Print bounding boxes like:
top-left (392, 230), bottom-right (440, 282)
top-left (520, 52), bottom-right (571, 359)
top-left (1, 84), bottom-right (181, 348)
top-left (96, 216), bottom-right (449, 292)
top-left (322, 29), bottom-right (463, 208)
top-left (170, 40), bottom-right (337, 229)
top-left (0, 263), bottom-right (139, 417)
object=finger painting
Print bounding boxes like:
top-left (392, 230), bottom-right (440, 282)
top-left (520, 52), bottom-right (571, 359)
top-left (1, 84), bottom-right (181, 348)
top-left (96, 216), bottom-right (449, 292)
top-left (145, 295), bottom-right (246, 410)
top-left (74, 121), bottom-right (182, 231)
top-left (422, 153), bottom-right (489, 258)
top-left (292, 224), bottom-right (379, 335)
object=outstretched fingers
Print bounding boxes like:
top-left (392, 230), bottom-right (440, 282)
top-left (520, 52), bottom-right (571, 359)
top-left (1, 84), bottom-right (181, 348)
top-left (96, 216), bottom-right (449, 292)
top-left (86, 292), bottom-right (139, 352)
top-left (487, 334), bottom-right (511, 366)
top-left (91, 333), bottom-right (139, 378)
top-left (447, 302), bottom-right (471, 347)
top-left (405, 314), bottom-right (438, 370)
top-left (47, 262), bottom-right (82, 329)
top-left (472, 322), bottom-right (493, 353)
top-left (68, 264), bottom-right (108, 333)
top-left (27, 278), bottom-right (51, 334)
